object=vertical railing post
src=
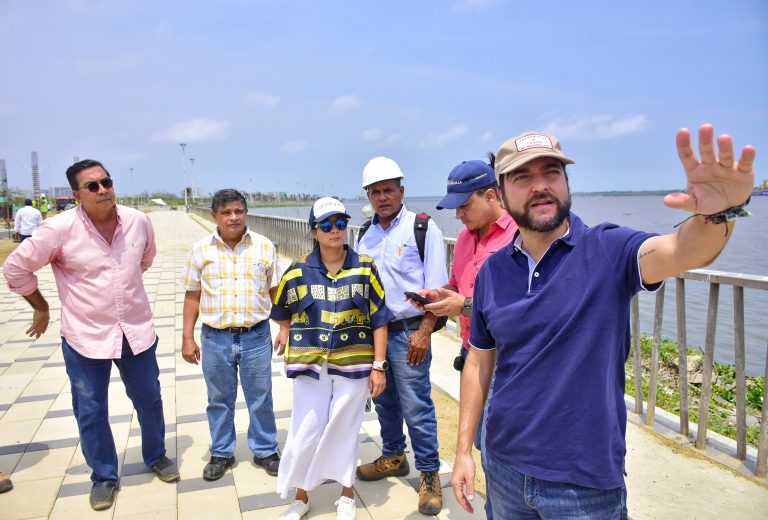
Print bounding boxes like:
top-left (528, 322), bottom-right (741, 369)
top-left (631, 295), bottom-right (643, 415)
top-left (676, 277), bottom-right (689, 437)
top-left (696, 283), bottom-right (720, 450)
top-left (647, 285), bottom-right (665, 426)
top-left (733, 286), bottom-right (747, 460)
top-left (756, 340), bottom-right (768, 478)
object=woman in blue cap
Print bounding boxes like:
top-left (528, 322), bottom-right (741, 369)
top-left (270, 197), bottom-right (393, 520)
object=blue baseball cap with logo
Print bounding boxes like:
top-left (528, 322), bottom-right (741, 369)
top-left (436, 160), bottom-right (497, 210)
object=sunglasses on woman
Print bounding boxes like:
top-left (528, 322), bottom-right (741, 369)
top-left (316, 219), bottom-right (349, 233)
top-left (77, 178), bottom-right (114, 193)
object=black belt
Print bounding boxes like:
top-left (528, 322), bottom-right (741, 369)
top-left (213, 321), bottom-right (264, 334)
top-left (388, 316), bottom-right (424, 332)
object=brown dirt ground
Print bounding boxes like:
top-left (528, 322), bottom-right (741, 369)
top-left (0, 237), bottom-right (18, 264)
top-left (433, 385), bottom-right (487, 497)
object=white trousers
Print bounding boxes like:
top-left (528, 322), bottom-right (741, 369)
top-left (277, 363), bottom-right (369, 498)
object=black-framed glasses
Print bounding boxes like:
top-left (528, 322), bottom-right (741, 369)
top-left (316, 219), bottom-right (349, 233)
top-left (77, 177), bottom-right (114, 193)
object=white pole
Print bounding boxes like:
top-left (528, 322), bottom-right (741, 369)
top-left (179, 143), bottom-right (188, 207)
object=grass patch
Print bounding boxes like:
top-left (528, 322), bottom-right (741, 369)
top-left (626, 334), bottom-right (764, 447)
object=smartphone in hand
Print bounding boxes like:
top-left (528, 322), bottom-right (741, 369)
top-left (404, 291), bottom-right (432, 305)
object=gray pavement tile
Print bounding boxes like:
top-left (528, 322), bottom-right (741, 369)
top-left (130, 423), bottom-right (176, 437)
top-left (46, 409), bottom-right (74, 419)
top-left (15, 393), bottom-right (59, 404)
top-left (177, 412), bottom-right (208, 424)
top-left (57, 480), bottom-right (94, 498)
top-left (177, 473), bottom-right (234, 494)
top-left (45, 361), bottom-right (66, 368)
top-left (16, 355), bottom-right (53, 362)
top-left (239, 490), bottom-right (295, 512)
top-left (26, 438), bottom-right (81, 452)
top-left (176, 374), bottom-right (204, 381)
top-left (0, 403), bottom-right (10, 412)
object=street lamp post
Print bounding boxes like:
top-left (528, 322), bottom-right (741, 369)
top-left (189, 157), bottom-right (196, 203)
top-left (179, 143), bottom-right (188, 208)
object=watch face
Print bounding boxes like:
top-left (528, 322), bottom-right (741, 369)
top-left (382, 360), bottom-right (389, 370)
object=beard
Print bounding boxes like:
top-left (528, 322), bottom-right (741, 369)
top-left (506, 191), bottom-right (571, 232)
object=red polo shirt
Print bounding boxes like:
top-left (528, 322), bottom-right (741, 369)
top-left (449, 212), bottom-right (516, 348)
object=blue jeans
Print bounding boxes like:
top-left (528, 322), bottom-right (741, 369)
top-left (62, 336), bottom-right (166, 483)
top-left (201, 322), bottom-right (278, 458)
top-left (373, 329), bottom-right (439, 472)
top-left (485, 452), bottom-right (628, 519)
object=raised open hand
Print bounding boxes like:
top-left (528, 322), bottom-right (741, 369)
top-left (664, 124), bottom-right (755, 215)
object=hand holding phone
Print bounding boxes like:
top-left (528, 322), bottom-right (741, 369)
top-left (404, 291), bottom-right (432, 305)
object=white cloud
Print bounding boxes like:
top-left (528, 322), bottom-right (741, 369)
top-left (246, 92), bottom-right (280, 107)
top-left (420, 124), bottom-right (469, 149)
top-left (361, 128), bottom-right (384, 141)
top-left (330, 95), bottom-right (360, 112)
top-left (151, 118), bottom-right (231, 143)
top-left (542, 114), bottom-right (650, 140)
top-left (479, 130), bottom-right (494, 142)
top-left (451, 0), bottom-right (502, 12)
top-left (280, 140), bottom-right (309, 154)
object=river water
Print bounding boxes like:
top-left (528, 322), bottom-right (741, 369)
top-left (251, 195), bottom-right (768, 375)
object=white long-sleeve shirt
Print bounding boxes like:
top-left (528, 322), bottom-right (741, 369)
top-left (13, 205), bottom-right (43, 235)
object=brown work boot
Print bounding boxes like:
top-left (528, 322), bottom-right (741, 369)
top-left (418, 471), bottom-right (442, 515)
top-left (356, 453), bottom-right (410, 481)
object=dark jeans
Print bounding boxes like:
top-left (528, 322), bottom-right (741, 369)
top-left (62, 335), bottom-right (166, 483)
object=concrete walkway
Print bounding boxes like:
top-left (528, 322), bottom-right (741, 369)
top-left (0, 209), bottom-right (766, 519)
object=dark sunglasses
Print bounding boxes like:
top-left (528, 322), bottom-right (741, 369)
top-left (316, 219), bottom-right (349, 233)
top-left (77, 177), bottom-right (114, 193)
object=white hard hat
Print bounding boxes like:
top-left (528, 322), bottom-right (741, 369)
top-left (361, 156), bottom-right (405, 188)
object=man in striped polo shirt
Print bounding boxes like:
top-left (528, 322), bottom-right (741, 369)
top-left (182, 189), bottom-right (281, 481)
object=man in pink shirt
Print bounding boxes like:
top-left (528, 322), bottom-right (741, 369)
top-left (3, 159), bottom-right (179, 511)
top-left (416, 158), bottom-right (516, 356)
top-left (411, 157), bottom-right (515, 520)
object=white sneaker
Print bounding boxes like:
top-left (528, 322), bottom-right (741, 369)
top-left (280, 499), bottom-right (310, 519)
top-left (335, 496), bottom-right (356, 520)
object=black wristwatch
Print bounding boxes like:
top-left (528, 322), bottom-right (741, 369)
top-left (461, 297), bottom-right (473, 317)
top-left (372, 360), bottom-right (389, 371)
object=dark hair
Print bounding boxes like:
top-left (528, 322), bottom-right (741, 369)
top-left (66, 159), bottom-right (110, 190)
top-left (211, 189), bottom-right (247, 212)
top-left (487, 151), bottom-right (496, 169)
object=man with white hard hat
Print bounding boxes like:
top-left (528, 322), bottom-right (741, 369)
top-left (451, 125), bottom-right (755, 518)
top-left (355, 156), bottom-right (448, 516)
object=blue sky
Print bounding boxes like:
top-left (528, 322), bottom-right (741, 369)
top-left (1, 0), bottom-right (766, 198)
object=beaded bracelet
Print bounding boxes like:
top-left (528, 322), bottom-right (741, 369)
top-left (702, 197), bottom-right (752, 224)
top-left (673, 197), bottom-right (751, 234)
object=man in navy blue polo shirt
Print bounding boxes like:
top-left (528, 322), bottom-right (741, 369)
top-left (451, 125), bottom-right (755, 519)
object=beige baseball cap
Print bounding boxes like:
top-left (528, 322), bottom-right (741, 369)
top-left (494, 131), bottom-right (575, 182)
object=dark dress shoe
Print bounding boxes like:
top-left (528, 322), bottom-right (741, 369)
top-left (150, 455), bottom-right (180, 482)
top-left (253, 452), bottom-right (280, 476)
top-left (203, 456), bottom-right (235, 481)
top-left (90, 481), bottom-right (118, 510)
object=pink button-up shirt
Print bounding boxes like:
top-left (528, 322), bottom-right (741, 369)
top-left (3, 205), bottom-right (157, 359)
top-left (449, 212), bottom-right (517, 348)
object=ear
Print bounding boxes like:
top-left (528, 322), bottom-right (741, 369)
top-left (72, 190), bottom-right (80, 202)
top-left (210, 210), bottom-right (216, 219)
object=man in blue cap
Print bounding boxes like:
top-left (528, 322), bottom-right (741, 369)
top-left (412, 157), bottom-right (516, 519)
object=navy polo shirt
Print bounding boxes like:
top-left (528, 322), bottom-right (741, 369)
top-left (470, 213), bottom-right (661, 490)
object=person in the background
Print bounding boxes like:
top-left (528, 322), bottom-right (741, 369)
top-left (39, 194), bottom-right (49, 218)
top-left (3, 159), bottom-right (178, 511)
top-left (271, 197), bottom-right (393, 520)
top-left (13, 198), bottom-right (42, 241)
top-left (412, 157), bottom-right (516, 520)
top-left (452, 125), bottom-right (755, 518)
